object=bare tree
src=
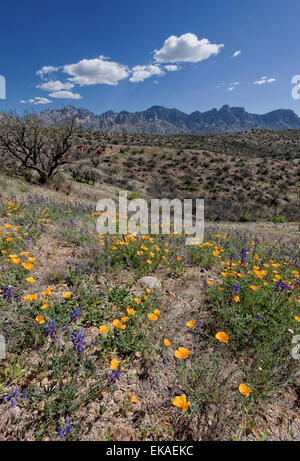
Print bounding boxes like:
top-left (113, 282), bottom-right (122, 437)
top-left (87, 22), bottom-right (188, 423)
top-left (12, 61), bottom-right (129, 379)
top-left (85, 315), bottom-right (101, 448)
top-left (0, 114), bottom-right (77, 183)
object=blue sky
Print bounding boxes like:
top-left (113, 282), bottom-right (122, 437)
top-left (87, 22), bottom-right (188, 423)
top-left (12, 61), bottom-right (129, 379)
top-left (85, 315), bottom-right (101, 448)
top-left (1, 0), bottom-right (300, 115)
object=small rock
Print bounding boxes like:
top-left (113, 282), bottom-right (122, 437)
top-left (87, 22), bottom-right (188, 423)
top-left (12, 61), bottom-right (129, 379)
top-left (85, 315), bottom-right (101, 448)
top-left (113, 391), bottom-right (123, 403)
top-left (111, 425), bottom-right (136, 441)
top-left (138, 276), bottom-right (161, 291)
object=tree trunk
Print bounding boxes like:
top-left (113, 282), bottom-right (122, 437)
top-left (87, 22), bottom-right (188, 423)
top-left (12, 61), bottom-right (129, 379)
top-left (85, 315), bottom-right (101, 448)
top-left (38, 172), bottom-right (48, 184)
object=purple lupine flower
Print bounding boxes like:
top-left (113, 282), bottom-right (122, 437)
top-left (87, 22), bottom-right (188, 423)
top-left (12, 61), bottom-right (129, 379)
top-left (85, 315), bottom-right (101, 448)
top-left (72, 329), bottom-right (86, 355)
top-left (107, 369), bottom-right (123, 386)
top-left (3, 388), bottom-right (26, 407)
top-left (70, 308), bottom-right (81, 323)
top-left (196, 320), bottom-right (203, 329)
top-left (274, 280), bottom-right (292, 295)
top-left (259, 260), bottom-right (265, 269)
top-left (2, 285), bottom-right (12, 302)
top-left (293, 278), bottom-right (300, 288)
top-left (256, 313), bottom-right (265, 320)
top-left (232, 283), bottom-right (241, 296)
top-left (240, 249), bottom-right (247, 266)
top-left (56, 416), bottom-right (72, 439)
top-left (44, 320), bottom-right (57, 339)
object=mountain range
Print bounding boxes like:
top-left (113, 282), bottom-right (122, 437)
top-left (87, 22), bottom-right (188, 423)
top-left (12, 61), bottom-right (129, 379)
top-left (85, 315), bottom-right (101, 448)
top-left (37, 104), bottom-right (300, 134)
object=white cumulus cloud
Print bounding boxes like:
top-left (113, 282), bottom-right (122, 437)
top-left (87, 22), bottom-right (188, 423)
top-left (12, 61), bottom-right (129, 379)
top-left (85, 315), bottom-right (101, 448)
top-left (254, 76), bottom-right (277, 85)
top-left (232, 50), bottom-right (241, 58)
top-left (164, 64), bottom-right (178, 72)
top-left (48, 90), bottom-right (82, 99)
top-left (21, 97), bottom-right (52, 105)
top-left (130, 64), bottom-right (164, 82)
top-left (154, 33), bottom-right (224, 63)
top-left (36, 66), bottom-right (60, 77)
top-left (37, 80), bottom-right (74, 92)
top-left (63, 55), bottom-right (129, 86)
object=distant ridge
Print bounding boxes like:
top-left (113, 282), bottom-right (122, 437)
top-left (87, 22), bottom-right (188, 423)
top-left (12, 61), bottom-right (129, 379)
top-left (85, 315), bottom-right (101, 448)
top-left (36, 104), bottom-right (300, 134)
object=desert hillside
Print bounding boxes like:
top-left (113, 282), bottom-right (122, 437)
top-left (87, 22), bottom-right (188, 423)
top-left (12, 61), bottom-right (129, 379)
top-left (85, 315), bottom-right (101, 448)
top-left (59, 128), bottom-right (300, 222)
top-left (0, 173), bottom-right (299, 441)
top-left (0, 118), bottom-right (299, 440)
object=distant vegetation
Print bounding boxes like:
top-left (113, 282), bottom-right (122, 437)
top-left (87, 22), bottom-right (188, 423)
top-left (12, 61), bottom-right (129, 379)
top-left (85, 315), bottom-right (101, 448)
top-left (78, 128), bottom-right (300, 159)
top-left (68, 129), bottom-right (300, 222)
top-left (0, 114), bottom-right (299, 222)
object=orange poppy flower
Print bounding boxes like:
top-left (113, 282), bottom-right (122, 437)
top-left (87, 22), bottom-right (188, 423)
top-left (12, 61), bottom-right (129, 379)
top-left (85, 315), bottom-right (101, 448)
top-left (174, 347), bottom-right (190, 359)
top-left (164, 339), bottom-right (171, 346)
top-left (239, 383), bottom-right (251, 396)
top-left (99, 325), bottom-right (109, 334)
top-left (110, 358), bottom-right (119, 370)
top-left (148, 313), bottom-right (158, 321)
top-left (215, 332), bottom-right (229, 343)
top-left (24, 294), bottom-right (36, 302)
top-left (172, 394), bottom-right (191, 412)
top-left (35, 315), bottom-right (45, 324)
top-left (186, 320), bottom-right (195, 328)
top-left (43, 287), bottom-right (53, 297)
top-left (26, 277), bottom-right (35, 283)
top-left (22, 262), bottom-right (34, 270)
top-left (11, 257), bottom-right (21, 264)
top-left (113, 319), bottom-right (123, 329)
